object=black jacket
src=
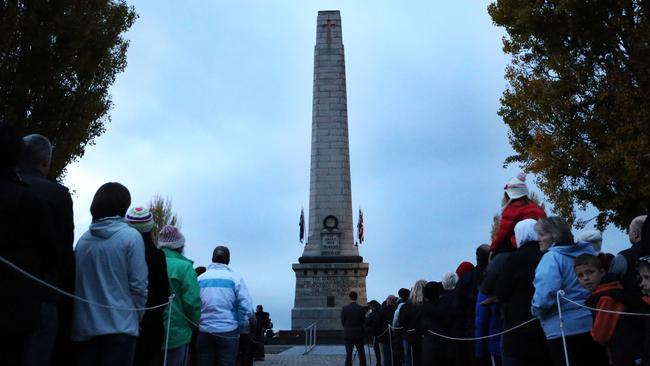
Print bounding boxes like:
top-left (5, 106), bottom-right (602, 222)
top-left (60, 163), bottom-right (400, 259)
top-left (341, 301), bottom-right (366, 340)
top-left (453, 265), bottom-right (486, 337)
top-left (494, 241), bottom-right (549, 359)
top-left (20, 169), bottom-right (75, 300)
top-left (141, 239), bottom-right (170, 342)
top-left (399, 302), bottom-right (424, 344)
top-left (375, 304), bottom-right (395, 343)
top-left (364, 308), bottom-right (381, 338)
top-left (0, 171), bottom-right (55, 334)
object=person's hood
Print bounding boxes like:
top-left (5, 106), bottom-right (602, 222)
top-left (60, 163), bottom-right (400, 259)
top-left (90, 216), bottom-right (128, 239)
top-left (514, 218), bottom-right (538, 247)
top-left (550, 241), bottom-right (594, 258)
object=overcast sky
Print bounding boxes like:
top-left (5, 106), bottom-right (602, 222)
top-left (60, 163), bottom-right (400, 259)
top-left (65, 1), bottom-right (630, 330)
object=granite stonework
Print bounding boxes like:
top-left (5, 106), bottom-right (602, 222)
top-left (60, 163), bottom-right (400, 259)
top-left (292, 10), bottom-right (368, 331)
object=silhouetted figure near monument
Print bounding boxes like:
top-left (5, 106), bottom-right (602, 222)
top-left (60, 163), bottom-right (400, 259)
top-left (365, 300), bottom-right (382, 366)
top-left (253, 305), bottom-right (271, 361)
top-left (127, 207), bottom-right (170, 366)
top-left (0, 124), bottom-right (55, 365)
top-left (19, 133), bottom-right (76, 366)
top-left (377, 295), bottom-right (397, 366)
top-left (342, 291), bottom-right (367, 366)
top-left (196, 245), bottom-right (253, 366)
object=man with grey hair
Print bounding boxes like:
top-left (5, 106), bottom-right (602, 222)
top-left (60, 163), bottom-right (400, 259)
top-left (20, 134), bottom-right (75, 366)
top-left (610, 215), bottom-right (647, 294)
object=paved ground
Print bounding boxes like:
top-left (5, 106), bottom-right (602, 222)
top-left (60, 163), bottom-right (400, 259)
top-left (255, 346), bottom-right (376, 366)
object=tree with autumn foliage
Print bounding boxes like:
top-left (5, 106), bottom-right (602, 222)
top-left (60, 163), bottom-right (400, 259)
top-left (149, 194), bottom-right (181, 244)
top-left (0, 0), bottom-right (137, 180)
top-left (488, 0), bottom-right (650, 229)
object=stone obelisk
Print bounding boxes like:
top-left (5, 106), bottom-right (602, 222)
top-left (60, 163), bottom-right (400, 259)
top-left (291, 10), bottom-right (369, 331)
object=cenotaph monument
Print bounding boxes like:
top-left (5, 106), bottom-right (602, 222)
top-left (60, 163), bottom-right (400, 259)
top-left (291, 10), bottom-right (369, 331)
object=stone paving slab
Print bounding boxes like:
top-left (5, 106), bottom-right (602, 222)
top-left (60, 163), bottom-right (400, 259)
top-left (279, 345), bottom-right (345, 355)
top-left (254, 354), bottom-right (366, 366)
top-left (254, 345), bottom-right (376, 365)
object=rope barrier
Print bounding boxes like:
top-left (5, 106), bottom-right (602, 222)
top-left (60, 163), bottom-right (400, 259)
top-left (162, 294), bottom-right (175, 366)
top-left (561, 295), bottom-right (650, 316)
top-left (425, 318), bottom-right (537, 341)
top-left (556, 290), bottom-right (571, 366)
top-left (0, 254), bottom-right (247, 341)
top-left (0, 255), bottom-right (171, 311)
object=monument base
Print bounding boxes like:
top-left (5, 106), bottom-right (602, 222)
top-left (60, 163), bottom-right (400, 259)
top-left (291, 261), bottom-right (369, 330)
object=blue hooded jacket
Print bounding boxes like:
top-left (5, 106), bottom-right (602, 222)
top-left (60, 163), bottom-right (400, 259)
top-left (532, 241), bottom-right (595, 339)
top-left (71, 217), bottom-right (148, 341)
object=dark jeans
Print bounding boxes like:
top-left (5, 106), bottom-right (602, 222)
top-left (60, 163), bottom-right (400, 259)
top-left (195, 330), bottom-right (240, 366)
top-left (345, 338), bottom-right (367, 366)
top-left (547, 332), bottom-right (609, 366)
top-left (373, 339), bottom-right (381, 366)
top-left (380, 342), bottom-right (393, 366)
top-left (25, 302), bottom-right (59, 366)
top-left (165, 343), bottom-right (190, 366)
top-left (77, 333), bottom-right (137, 366)
top-left (237, 334), bottom-right (252, 366)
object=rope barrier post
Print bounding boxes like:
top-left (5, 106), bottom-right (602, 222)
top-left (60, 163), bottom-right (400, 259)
top-left (163, 293), bottom-right (175, 366)
top-left (556, 290), bottom-right (570, 366)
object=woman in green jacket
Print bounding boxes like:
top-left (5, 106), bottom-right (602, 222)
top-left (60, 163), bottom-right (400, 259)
top-left (158, 225), bottom-right (201, 366)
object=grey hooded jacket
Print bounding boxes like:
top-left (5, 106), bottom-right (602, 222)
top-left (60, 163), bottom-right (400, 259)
top-left (71, 217), bottom-right (148, 341)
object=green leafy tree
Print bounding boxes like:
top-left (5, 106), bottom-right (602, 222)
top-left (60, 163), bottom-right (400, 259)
top-left (0, 0), bottom-right (137, 180)
top-left (488, 0), bottom-right (650, 229)
top-left (149, 194), bottom-right (181, 245)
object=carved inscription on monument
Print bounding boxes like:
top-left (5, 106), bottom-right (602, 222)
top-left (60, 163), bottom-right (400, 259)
top-left (297, 275), bottom-right (364, 297)
top-left (321, 233), bottom-right (340, 256)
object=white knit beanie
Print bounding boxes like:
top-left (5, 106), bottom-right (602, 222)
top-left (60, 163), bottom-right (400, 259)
top-left (578, 230), bottom-right (603, 252)
top-left (505, 172), bottom-right (529, 200)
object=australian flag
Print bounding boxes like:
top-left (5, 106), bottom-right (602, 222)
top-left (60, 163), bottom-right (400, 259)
top-left (299, 208), bottom-right (305, 244)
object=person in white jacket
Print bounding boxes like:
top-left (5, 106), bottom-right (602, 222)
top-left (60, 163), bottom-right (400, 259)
top-left (195, 246), bottom-right (252, 366)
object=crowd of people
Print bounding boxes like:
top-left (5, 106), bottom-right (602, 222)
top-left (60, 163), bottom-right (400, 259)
top-left (0, 124), bottom-right (274, 366)
top-left (356, 174), bottom-right (650, 366)
top-left (4, 121), bottom-right (650, 366)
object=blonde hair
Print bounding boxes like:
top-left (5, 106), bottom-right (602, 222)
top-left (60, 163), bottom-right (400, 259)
top-left (408, 280), bottom-right (428, 305)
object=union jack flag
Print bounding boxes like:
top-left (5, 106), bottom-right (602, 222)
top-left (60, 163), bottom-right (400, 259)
top-left (299, 208), bottom-right (305, 244)
top-left (357, 208), bottom-right (364, 244)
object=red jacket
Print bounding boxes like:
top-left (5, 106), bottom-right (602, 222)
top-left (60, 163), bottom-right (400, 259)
top-left (587, 279), bottom-right (646, 365)
top-left (490, 199), bottom-right (546, 253)
top-left (590, 281), bottom-right (625, 344)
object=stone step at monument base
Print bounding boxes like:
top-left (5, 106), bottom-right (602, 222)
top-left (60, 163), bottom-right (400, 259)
top-left (270, 330), bottom-right (348, 345)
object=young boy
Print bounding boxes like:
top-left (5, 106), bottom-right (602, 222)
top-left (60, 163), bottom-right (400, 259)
top-left (574, 253), bottom-right (643, 366)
